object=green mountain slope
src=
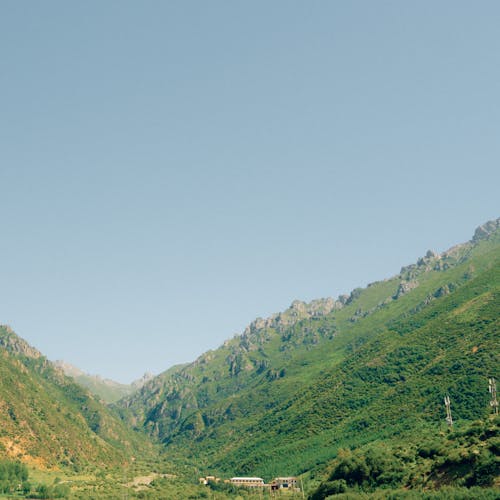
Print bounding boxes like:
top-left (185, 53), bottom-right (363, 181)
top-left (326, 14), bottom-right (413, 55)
top-left (0, 326), bottom-right (153, 470)
top-left (117, 219), bottom-right (499, 482)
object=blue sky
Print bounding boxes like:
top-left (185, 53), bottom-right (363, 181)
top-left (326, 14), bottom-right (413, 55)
top-left (1, 1), bottom-right (498, 382)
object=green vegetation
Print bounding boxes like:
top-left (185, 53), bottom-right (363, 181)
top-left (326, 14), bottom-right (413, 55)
top-left (1, 219), bottom-right (499, 497)
top-left (310, 417), bottom-right (499, 498)
top-left (117, 220), bottom-right (499, 495)
top-left (0, 459), bottom-right (70, 498)
top-left (0, 460), bottom-right (29, 495)
top-left (70, 374), bottom-right (134, 404)
top-left (0, 327), bottom-right (153, 470)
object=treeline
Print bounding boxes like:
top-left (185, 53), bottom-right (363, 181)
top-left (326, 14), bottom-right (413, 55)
top-left (0, 459), bottom-right (69, 498)
top-left (0, 460), bottom-right (29, 494)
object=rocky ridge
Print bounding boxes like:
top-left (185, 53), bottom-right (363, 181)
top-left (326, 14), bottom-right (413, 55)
top-left (0, 325), bottom-right (42, 359)
top-left (241, 218), bottom-right (499, 346)
top-left (118, 218), bottom-right (499, 442)
top-left (472, 217), bottom-right (500, 242)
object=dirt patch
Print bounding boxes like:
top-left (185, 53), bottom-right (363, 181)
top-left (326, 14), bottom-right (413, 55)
top-left (126, 473), bottom-right (176, 489)
top-left (0, 437), bottom-right (48, 469)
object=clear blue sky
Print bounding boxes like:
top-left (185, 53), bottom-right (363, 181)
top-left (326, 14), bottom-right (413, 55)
top-left (1, 1), bottom-right (498, 382)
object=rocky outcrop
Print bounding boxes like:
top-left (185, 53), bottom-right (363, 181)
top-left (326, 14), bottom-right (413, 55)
top-left (132, 372), bottom-right (155, 389)
top-left (242, 297), bottom-right (342, 337)
top-left (0, 325), bottom-right (42, 359)
top-left (472, 218), bottom-right (500, 242)
top-left (425, 249), bottom-right (438, 259)
top-left (433, 285), bottom-right (450, 298)
top-left (393, 281), bottom-right (419, 300)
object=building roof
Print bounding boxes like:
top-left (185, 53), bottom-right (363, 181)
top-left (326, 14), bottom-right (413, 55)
top-left (230, 477), bottom-right (264, 481)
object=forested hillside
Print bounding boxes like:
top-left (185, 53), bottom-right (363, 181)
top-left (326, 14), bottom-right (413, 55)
top-left (1, 219), bottom-right (498, 498)
top-left (117, 219), bottom-right (499, 486)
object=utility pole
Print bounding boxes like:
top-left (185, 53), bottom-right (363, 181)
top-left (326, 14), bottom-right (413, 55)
top-left (444, 395), bottom-right (453, 427)
top-left (489, 378), bottom-right (498, 415)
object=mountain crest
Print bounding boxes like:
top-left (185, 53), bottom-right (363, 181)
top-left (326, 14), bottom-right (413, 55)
top-left (0, 325), bottom-right (42, 359)
top-left (472, 217), bottom-right (500, 242)
top-left (242, 297), bottom-right (341, 338)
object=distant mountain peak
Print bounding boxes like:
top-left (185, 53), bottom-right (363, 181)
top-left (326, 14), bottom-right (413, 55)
top-left (53, 359), bottom-right (85, 377)
top-left (53, 360), bottom-right (154, 403)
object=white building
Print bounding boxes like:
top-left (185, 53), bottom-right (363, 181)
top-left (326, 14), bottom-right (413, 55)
top-left (230, 477), bottom-right (265, 488)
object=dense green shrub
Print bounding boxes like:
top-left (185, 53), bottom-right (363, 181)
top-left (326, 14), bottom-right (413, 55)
top-left (309, 479), bottom-right (347, 499)
top-left (0, 459), bottom-right (29, 494)
top-left (417, 440), bottom-right (444, 458)
top-left (329, 449), bottom-right (370, 485)
top-left (328, 445), bottom-right (404, 488)
top-left (30, 482), bottom-right (70, 499)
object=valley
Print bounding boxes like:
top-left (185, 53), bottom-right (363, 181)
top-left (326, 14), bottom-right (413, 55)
top-left (0, 219), bottom-right (498, 499)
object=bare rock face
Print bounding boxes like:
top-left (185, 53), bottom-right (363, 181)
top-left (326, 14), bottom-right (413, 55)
top-left (132, 372), bottom-right (155, 389)
top-left (337, 294), bottom-right (350, 305)
top-left (472, 218), bottom-right (500, 242)
top-left (433, 285), bottom-right (450, 298)
top-left (242, 296), bottom-right (343, 338)
top-left (393, 281), bottom-right (419, 300)
top-left (290, 300), bottom-right (307, 313)
top-left (0, 325), bottom-right (42, 359)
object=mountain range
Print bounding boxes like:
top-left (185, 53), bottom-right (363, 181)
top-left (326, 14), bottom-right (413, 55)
top-left (114, 218), bottom-right (499, 484)
top-left (0, 218), bottom-right (498, 498)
